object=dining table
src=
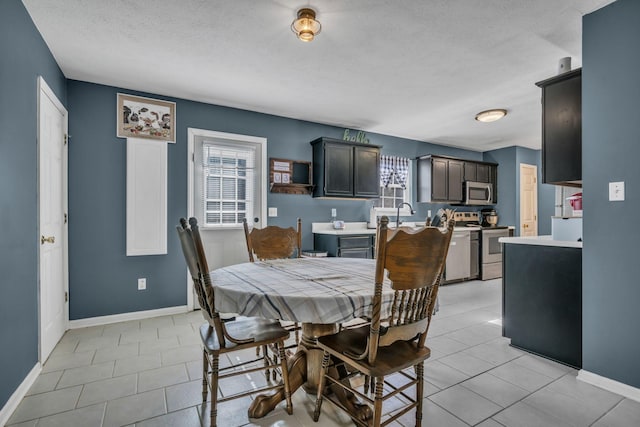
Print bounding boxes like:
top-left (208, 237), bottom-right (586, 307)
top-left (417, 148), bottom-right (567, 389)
top-left (210, 256), bottom-right (395, 419)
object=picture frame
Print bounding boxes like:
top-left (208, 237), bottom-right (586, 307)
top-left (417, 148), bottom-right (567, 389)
top-left (117, 93), bottom-right (176, 143)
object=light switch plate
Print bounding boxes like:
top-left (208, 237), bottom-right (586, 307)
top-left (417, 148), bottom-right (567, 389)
top-left (609, 181), bottom-right (625, 201)
top-left (268, 207), bottom-right (278, 217)
top-left (331, 208), bottom-right (337, 217)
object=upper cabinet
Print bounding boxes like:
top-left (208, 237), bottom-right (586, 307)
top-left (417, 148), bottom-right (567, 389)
top-left (418, 155), bottom-right (497, 204)
top-left (536, 68), bottom-right (582, 187)
top-left (311, 137), bottom-right (381, 198)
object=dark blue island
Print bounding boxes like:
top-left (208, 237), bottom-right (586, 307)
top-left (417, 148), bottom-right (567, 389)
top-left (501, 236), bottom-right (582, 369)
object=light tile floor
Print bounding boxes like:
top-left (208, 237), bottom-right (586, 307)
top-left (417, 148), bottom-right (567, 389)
top-left (7, 279), bottom-right (640, 426)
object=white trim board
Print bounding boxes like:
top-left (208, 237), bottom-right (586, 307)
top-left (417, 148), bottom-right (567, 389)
top-left (68, 305), bottom-right (188, 329)
top-left (578, 370), bottom-right (640, 403)
top-left (126, 137), bottom-right (168, 256)
top-left (0, 363), bottom-right (41, 427)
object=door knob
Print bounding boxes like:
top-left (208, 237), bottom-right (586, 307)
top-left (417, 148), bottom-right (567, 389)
top-left (41, 235), bottom-right (55, 245)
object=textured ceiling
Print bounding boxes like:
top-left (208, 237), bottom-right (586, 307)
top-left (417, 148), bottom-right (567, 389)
top-left (22, 0), bottom-right (614, 151)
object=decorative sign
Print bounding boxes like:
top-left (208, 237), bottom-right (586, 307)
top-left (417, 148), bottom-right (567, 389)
top-left (343, 129), bottom-right (369, 144)
top-left (117, 93), bottom-right (176, 143)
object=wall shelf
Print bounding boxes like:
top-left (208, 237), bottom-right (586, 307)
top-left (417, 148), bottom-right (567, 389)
top-left (269, 158), bottom-right (313, 195)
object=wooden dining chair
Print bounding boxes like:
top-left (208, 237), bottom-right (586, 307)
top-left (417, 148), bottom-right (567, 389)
top-left (243, 217), bottom-right (302, 261)
top-left (313, 215), bottom-right (455, 427)
top-left (243, 217), bottom-right (303, 374)
top-left (177, 217), bottom-right (293, 427)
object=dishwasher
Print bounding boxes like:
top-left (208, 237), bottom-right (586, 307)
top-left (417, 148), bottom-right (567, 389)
top-left (444, 230), bottom-right (471, 282)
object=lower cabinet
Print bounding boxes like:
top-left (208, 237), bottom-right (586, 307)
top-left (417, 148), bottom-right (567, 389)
top-left (314, 234), bottom-right (374, 259)
top-left (502, 242), bottom-right (582, 368)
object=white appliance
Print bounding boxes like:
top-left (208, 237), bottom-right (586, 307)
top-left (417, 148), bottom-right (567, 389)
top-left (551, 217), bottom-right (583, 242)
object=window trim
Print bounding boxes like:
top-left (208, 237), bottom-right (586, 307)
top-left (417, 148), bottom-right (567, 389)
top-left (187, 127), bottom-right (267, 227)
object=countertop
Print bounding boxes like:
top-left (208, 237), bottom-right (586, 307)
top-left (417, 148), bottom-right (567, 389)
top-left (499, 235), bottom-right (582, 249)
top-left (311, 222), bottom-right (480, 235)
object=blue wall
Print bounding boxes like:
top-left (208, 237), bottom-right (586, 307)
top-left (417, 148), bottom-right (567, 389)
top-left (0, 0), bottom-right (561, 413)
top-left (0, 0), bottom-right (67, 412)
top-left (583, 0), bottom-right (640, 388)
top-left (484, 146), bottom-right (554, 236)
top-left (67, 80), bottom-right (486, 320)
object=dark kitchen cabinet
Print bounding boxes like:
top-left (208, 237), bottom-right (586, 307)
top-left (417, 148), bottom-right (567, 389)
top-left (311, 137), bottom-right (381, 198)
top-left (464, 161), bottom-right (491, 183)
top-left (419, 155), bottom-right (498, 204)
top-left (417, 156), bottom-right (464, 203)
top-left (503, 242), bottom-right (582, 368)
top-left (536, 68), bottom-right (582, 187)
top-left (314, 234), bottom-right (374, 258)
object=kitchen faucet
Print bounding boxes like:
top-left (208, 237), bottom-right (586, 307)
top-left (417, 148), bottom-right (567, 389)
top-left (396, 202), bottom-right (416, 226)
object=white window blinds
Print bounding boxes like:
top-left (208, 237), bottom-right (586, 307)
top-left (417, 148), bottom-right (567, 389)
top-left (201, 142), bottom-right (255, 226)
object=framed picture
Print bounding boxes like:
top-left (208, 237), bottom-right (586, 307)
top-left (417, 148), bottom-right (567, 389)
top-left (117, 93), bottom-right (176, 143)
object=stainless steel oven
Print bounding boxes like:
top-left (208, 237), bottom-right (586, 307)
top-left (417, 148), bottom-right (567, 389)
top-left (481, 227), bottom-right (510, 280)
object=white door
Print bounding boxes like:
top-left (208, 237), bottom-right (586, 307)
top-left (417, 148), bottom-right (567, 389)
top-left (187, 129), bottom-right (266, 309)
top-left (38, 77), bottom-right (68, 362)
top-left (520, 163), bottom-right (538, 236)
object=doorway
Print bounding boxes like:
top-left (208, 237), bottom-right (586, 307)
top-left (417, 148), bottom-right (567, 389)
top-left (519, 163), bottom-right (538, 236)
top-left (38, 77), bottom-right (69, 363)
top-left (187, 128), bottom-right (266, 309)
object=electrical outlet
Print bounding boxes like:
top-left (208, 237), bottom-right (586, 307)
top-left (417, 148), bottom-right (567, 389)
top-left (138, 278), bottom-right (146, 290)
top-left (331, 208), bottom-right (337, 217)
top-left (268, 207), bottom-right (277, 217)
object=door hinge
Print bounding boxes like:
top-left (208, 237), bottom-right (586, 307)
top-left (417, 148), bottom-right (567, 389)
top-left (65, 291), bottom-right (68, 302)
top-left (64, 212), bottom-right (68, 224)
top-left (64, 134), bottom-right (68, 145)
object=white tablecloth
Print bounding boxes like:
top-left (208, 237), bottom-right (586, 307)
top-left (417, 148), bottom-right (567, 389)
top-left (211, 257), bottom-right (394, 324)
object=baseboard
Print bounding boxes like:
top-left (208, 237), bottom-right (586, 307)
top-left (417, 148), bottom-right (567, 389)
top-left (0, 363), bottom-right (41, 426)
top-left (68, 305), bottom-right (189, 329)
top-left (578, 369), bottom-right (640, 403)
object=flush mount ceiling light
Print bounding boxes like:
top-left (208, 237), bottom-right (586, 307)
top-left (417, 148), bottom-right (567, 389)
top-left (475, 109), bottom-right (507, 123)
top-left (291, 8), bottom-right (321, 42)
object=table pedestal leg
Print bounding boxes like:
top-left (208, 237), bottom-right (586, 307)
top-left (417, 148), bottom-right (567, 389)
top-left (248, 322), bottom-right (371, 422)
top-left (248, 323), bottom-right (337, 418)
top-left (249, 350), bottom-right (306, 418)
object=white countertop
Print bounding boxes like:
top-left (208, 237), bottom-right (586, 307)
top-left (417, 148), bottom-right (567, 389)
top-left (499, 235), bottom-right (582, 249)
top-left (311, 222), bottom-right (479, 235)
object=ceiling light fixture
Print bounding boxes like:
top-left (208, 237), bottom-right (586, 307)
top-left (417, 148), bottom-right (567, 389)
top-left (291, 8), bottom-right (321, 42)
top-left (475, 109), bottom-right (507, 123)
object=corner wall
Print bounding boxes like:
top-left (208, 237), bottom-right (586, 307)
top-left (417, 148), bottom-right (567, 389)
top-left (0, 0), bottom-right (67, 411)
top-left (582, 0), bottom-right (640, 388)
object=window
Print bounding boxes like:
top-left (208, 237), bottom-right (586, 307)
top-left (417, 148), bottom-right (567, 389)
top-left (372, 156), bottom-right (412, 215)
top-left (201, 143), bottom-right (255, 227)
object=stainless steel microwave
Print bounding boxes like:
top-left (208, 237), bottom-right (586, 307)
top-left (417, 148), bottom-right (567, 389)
top-left (464, 181), bottom-right (493, 205)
